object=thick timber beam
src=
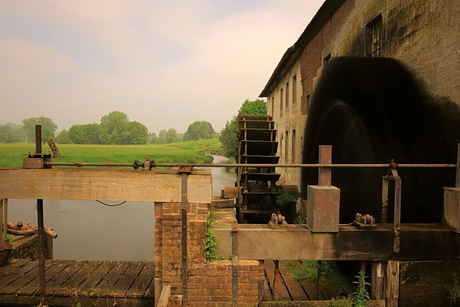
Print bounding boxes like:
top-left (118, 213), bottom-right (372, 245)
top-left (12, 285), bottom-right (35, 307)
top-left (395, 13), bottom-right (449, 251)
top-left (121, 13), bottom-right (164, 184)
top-left (0, 168), bottom-right (212, 203)
top-left (215, 223), bottom-right (460, 261)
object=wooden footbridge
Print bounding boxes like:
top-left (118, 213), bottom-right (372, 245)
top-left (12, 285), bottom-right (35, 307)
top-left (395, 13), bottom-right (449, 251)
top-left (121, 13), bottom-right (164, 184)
top-left (0, 258), bottom-right (154, 306)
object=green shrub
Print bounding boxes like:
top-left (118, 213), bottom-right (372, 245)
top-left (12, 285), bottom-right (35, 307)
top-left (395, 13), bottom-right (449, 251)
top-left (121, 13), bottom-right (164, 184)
top-left (351, 271), bottom-right (371, 307)
top-left (328, 296), bottom-right (353, 307)
top-left (284, 260), bottom-right (330, 282)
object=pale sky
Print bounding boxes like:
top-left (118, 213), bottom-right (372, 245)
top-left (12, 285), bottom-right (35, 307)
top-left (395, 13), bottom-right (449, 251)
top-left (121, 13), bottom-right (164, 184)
top-left (0, 0), bottom-right (324, 134)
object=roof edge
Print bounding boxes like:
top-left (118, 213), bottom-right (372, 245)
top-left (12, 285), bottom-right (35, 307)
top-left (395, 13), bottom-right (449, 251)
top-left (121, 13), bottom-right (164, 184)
top-left (259, 0), bottom-right (346, 98)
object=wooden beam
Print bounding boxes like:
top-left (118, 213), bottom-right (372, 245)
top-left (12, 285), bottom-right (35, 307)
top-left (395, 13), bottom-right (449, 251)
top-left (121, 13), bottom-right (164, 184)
top-left (215, 224), bottom-right (460, 261)
top-left (0, 168), bottom-right (212, 203)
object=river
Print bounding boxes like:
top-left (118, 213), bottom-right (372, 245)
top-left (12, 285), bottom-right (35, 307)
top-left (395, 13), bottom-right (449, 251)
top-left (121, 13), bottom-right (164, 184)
top-left (7, 155), bottom-right (235, 261)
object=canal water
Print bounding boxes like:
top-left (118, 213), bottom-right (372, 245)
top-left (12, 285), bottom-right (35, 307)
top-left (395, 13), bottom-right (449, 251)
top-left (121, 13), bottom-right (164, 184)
top-left (7, 155), bottom-right (235, 261)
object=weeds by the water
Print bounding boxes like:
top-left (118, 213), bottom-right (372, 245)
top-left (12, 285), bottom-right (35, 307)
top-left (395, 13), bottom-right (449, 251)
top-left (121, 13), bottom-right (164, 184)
top-left (445, 278), bottom-right (460, 306)
top-left (327, 271), bottom-right (370, 307)
top-left (205, 211), bottom-right (225, 261)
top-left (351, 271), bottom-right (371, 307)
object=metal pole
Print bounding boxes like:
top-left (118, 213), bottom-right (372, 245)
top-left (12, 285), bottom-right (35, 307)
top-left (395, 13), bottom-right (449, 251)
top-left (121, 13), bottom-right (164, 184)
top-left (44, 161), bottom-right (457, 168)
top-left (35, 124), bottom-right (46, 305)
top-left (180, 171), bottom-right (188, 305)
top-left (37, 199), bottom-right (46, 305)
top-left (35, 125), bottom-right (42, 154)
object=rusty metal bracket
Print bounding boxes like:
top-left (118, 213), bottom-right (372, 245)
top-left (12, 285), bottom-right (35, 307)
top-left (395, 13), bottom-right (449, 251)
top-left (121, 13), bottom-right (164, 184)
top-left (268, 213), bottom-right (288, 229)
top-left (232, 256), bottom-right (238, 307)
top-left (382, 160), bottom-right (401, 253)
top-left (178, 165), bottom-right (193, 174)
top-left (23, 154), bottom-right (52, 169)
top-left (133, 159), bottom-right (156, 170)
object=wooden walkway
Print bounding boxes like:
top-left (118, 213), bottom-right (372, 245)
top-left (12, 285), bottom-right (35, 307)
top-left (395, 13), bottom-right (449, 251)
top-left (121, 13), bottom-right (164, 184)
top-left (0, 258), bottom-right (154, 306)
top-left (263, 260), bottom-right (338, 301)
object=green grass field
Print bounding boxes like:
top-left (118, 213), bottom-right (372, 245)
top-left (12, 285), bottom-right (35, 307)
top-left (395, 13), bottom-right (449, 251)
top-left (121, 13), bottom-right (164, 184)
top-left (0, 139), bottom-right (224, 167)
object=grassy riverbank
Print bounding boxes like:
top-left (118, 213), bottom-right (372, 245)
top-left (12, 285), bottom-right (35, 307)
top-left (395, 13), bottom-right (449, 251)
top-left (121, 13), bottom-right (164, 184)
top-left (0, 139), bottom-right (224, 167)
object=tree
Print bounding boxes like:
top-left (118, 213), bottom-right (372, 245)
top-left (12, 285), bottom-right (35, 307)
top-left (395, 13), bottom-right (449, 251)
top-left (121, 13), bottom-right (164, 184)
top-left (220, 99), bottom-right (267, 157)
top-left (239, 99), bottom-right (267, 115)
top-left (54, 129), bottom-right (71, 144)
top-left (68, 123), bottom-right (100, 144)
top-left (148, 132), bottom-right (158, 144)
top-left (0, 123), bottom-right (25, 143)
top-left (125, 121), bottom-right (148, 144)
top-left (99, 111), bottom-right (130, 144)
top-left (219, 118), bottom-right (238, 157)
top-left (0, 125), bottom-right (14, 143)
top-left (165, 128), bottom-right (178, 143)
top-left (183, 121), bottom-right (215, 141)
top-left (22, 117), bottom-right (57, 142)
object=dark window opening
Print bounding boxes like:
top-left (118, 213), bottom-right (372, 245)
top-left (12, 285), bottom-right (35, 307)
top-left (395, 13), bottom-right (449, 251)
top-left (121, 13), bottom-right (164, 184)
top-left (366, 15), bottom-right (382, 57)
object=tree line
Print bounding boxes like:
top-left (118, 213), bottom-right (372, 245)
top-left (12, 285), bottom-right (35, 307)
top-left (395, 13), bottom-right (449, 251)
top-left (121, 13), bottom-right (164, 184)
top-left (0, 111), bottom-right (217, 145)
top-left (0, 99), bottom-right (267, 154)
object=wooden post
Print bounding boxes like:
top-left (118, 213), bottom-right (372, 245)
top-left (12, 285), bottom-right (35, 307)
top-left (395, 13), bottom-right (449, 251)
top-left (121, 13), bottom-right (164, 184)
top-left (316, 260), bottom-right (322, 299)
top-left (381, 178), bottom-right (389, 223)
top-left (0, 199), bottom-right (6, 241)
top-left (371, 261), bottom-right (385, 300)
top-left (394, 178), bottom-right (402, 253)
top-left (318, 145), bottom-right (332, 186)
top-left (385, 260), bottom-right (400, 307)
top-left (273, 260), bottom-right (280, 300)
top-left (456, 143), bottom-right (459, 187)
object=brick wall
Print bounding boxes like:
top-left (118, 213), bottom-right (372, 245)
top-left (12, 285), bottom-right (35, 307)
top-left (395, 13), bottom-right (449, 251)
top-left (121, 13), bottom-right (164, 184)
top-left (188, 260), bottom-right (263, 307)
top-left (155, 202), bottom-right (264, 306)
top-left (9, 234), bottom-right (53, 259)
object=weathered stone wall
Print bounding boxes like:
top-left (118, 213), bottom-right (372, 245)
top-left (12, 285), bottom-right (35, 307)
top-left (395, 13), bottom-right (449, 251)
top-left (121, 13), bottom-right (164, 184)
top-left (9, 234), bottom-right (53, 259)
top-left (154, 202), bottom-right (264, 306)
top-left (299, 0), bottom-right (460, 105)
top-left (267, 0), bottom-right (459, 188)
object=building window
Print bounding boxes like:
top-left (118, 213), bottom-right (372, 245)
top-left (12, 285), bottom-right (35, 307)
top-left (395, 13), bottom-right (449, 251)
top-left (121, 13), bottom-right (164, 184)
top-left (285, 131), bottom-right (289, 163)
top-left (271, 97), bottom-right (274, 116)
top-left (292, 75), bottom-right (297, 104)
top-left (366, 15), bottom-right (382, 57)
top-left (292, 129), bottom-right (296, 163)
top-left (323, 53), bottom-right (332, 65)
top-left (285, 82), bottom-right (289, 109)
top-left (280, 88), bottom-right (284, 114)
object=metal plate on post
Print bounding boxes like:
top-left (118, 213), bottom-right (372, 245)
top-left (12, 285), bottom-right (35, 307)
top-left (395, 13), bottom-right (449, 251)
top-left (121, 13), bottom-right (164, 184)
top-left (23, 158), bottom-right (45, 169)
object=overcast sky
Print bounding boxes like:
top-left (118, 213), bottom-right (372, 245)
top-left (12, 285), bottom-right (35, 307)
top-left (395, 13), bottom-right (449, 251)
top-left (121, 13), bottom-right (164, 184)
top-left (0, 0), bottom-right (324, 134)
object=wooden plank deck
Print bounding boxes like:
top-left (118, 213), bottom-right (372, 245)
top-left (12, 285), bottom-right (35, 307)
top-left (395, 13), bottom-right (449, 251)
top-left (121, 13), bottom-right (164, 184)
top-left (0, 258), bottom-right (154, 306)
top-left (263, 260), bottom-right (338, 301)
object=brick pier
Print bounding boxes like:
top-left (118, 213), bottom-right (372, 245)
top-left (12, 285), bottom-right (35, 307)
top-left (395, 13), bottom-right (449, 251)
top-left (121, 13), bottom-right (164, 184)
top-left (154, 202), bottom-right (264, 307)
